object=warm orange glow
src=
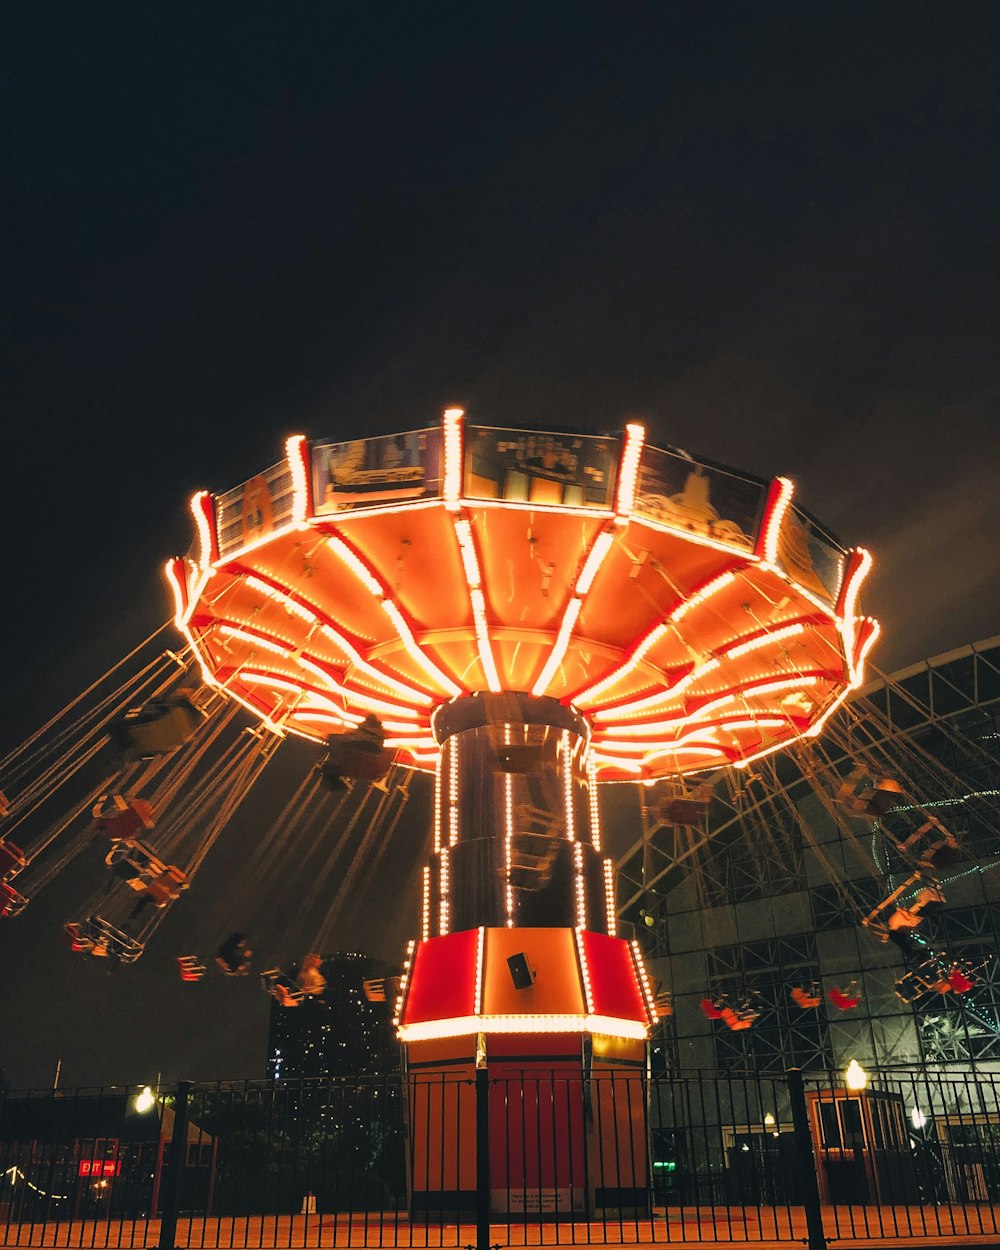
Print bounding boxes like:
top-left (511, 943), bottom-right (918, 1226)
top-left (530, 597), bottom-right (582, 696)
top-left (443, 407), bottom-right (465, 511)
top-left (575, 928), bottom-right (595, 1013)
top-left (285, 434), bottom-right (311, 524)
top-left (397, 1014), bottom-right (648, 1042)
top-left (614, 423), bottom-right (645, 518)
top-left (603, 859), bottom-right (616, 935)
top-left (630, 941), bottom-right (658, 1024)
top-left (758, 476), bottom-right (794, 565)
top-left (190, 491), bottom-right (218, 568)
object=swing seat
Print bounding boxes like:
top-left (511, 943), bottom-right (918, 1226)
top-left (0, 839), bottom-right (26, 878)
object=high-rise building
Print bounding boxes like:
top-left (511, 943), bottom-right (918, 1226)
top-left (266, 951), bottom-right (398, 1080)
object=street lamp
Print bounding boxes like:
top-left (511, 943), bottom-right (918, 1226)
top-left (134, 1086), bottom-right (156, 1114)
top-left (844, 1059), bottom-right (868, 1092)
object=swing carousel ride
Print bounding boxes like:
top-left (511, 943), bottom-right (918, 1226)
top-left (0, 408), bottom-right (994, 1054)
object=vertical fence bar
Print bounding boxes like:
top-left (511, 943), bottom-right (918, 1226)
top-left (475, 1062), bottom-right (490, 1250)
top-left (786, 1069), bottom-right (826, 1250)
top-left (157, 1082), bottom-right (191, 1250)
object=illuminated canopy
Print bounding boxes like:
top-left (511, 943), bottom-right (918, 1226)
top-left (168, 411), bottom-right (878, 780)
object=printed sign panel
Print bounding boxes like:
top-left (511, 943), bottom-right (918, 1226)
top-left (777, 507), bottom-right (845, 603)
top-left (312, 428), bottom-right (442, 514)
top-left (464, 426), bottom-right (618, 509)
top-left (633, 445), bottom-right (765, 551)
top-left (216, 462), bottom-right (295, 557)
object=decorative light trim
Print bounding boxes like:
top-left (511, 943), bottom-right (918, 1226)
top-left (439, 846), bottom-right (450, 935)
top-left (672, 569), bottom-right (738, 622)
top-left (474, 926), bottom-right (485, 1016)
top-left (327, 536), bottom-right (385, 596)
top-left (615, 423), bottom-right (645, 518)
top-left (574, 842), bottom-right (586, 928)
top-left (421, 868), bottom-right (431, 941)
top-left (433, 751), bottom-right (443, 854)
top-left (382, 600), bottom-right (464, 696)
top-left (595, 713), bottom-right (790, 749)
top-left (588, 753), bottom-right (602, 852)
top-left (190, 491), bottom-right (219, 568)
top-left (848, 616), bottom-right (881, 689)
top-left (242, 571), bottom-right (434, 706)
top-left (575, 928), bottom-right (595, 1013)
top-left (448, 737), bottom-right (459, 846)
top-left (722, 620), bottom-right (807, 660)
top-left (504, 727), bottom-right (514, 926)
top-left (836, 547), bottom-right (873, 623)
top-left (397, 1014), bottom-right (648, 1042)
top-left (530, 598), bottom-right (582, 696)
top-left (575, 530), bottom-right (615, 595)
top-left (393, 939), bottom-right (415, 1026)
top-left (758, 476), bottom-right (794, 565)
top-left (562, 731), bottom-right (575, 841)
top-left (164, 559), bottom-right (189, 627)
top-left (285, 434), bottom-right (311, 524)
top-left (573, 623), bottom-right (669, 706)
top-left (443, 407), bottom-right (465, 511)
top-left (603, 859), bottom-right (617, 935)
top-left (630, 940), bottom-right (659, 1025)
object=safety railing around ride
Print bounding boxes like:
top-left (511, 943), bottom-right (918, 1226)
top-left (3, 1066), bottom-right (1000, 1248)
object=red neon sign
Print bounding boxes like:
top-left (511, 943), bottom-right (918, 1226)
top-left (78, 1159), bottom-right (121, 1178)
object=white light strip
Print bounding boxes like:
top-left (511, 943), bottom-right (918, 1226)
top-left (504, 727), bottom-right (514, 926)
top-left (242, 572), bottom-right (434, 706)
top-left (594, 714), bottom-right (789, 750)
top-left (672, 569), bottom-right (738, 622)
top-left (421, 868), bottom-right (431, 941)
top-left (439, 846), bottom-right (450, 935)
top-left (838, 547), bottom-right (873, 627)
top-left (563, 731), bottom-right (575, 841)
top-left (573, 623), bottom-right (669, 706)
top-left (848, 616), bottom-right (881, 689)
top-left (190, 491), bottom-right (216, 569)
top-left (631, 940), bottom-right (659, 1024)
top-left (530, 598), bottom-right (582, 696)
top-left (574, 841), bottom-right (586, 928)
top-left (588, 752), bottom-right (602, 852)
top-left (615, 423), bottom-right (645, 518)
top-left (575, 928), bottom-right (595, 1013)
top-left (393, 939), bottom-right (415, 1026)
top-left (449, 737), bottom-right (459, 846)
top-left (474, 926), bottom-right (485, 1016)
top-left (470, 588), bottom-right (502, 692)
top-left (217, 624), bottom-right (293, 657)
top-left (575, 530), bottom-right (615, 595)
top-left (327, 536), bottom-right (385, 595)
top-left (433, 750), bottom-right (443, 853)
top-left (443, 407), bottom-right (465, 511)
top-left (285, 434), bottom-right (310, 525)
top-left (590, 656), bottom-right (721, 721)
top-left (599, 673), bottom-right (822, 733)
top-left (762, 476), bottom-right (794, 566)
top-left (397, 1013), bottom-right (648, 1042)
top-left (722, 620), bottom-right (807, 660)
top-left (603, 859), bottom-right (617, 935)
top-left (382, 600), bottom-right (463, 696)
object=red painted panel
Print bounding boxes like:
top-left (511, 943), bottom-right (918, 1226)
top-left (402, 930), bottom-right (479, 1024)
top-left (581, 931), bottom-right (648, 1022)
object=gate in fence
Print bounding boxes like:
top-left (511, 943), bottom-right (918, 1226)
top-left (3, 1066), bottom-right (1000, 1247)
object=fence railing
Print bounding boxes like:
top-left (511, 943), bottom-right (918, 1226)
top-left (3, 1066), bottom-right (1000, 1247)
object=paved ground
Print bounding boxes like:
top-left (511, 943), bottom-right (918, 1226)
top-left (3, 1210), bottom-right (1000, 1249)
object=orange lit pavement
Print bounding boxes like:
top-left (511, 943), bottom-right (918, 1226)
top-left (4, 1211), bottom-right (1000, 1249)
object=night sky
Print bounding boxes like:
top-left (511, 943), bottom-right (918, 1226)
top-left (2, 3), bottom-right (999, 1089)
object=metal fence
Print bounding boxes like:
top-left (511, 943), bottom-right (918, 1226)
top-left (4, 1066), bottom-right (1000, 1248)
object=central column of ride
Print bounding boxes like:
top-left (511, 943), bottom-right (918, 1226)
top-left (396, 692), bottom-right (654, 1218)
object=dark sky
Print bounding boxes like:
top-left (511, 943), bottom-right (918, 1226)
top-left (2, 3), bottom-right (999, 1088)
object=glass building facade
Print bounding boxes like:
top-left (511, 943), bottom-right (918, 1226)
top-left (614, 636), bottom-right (1000, 1074)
